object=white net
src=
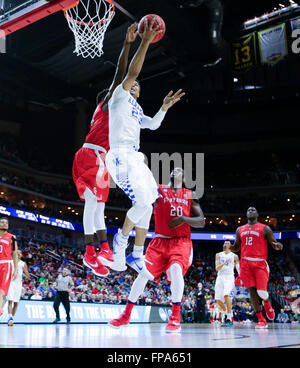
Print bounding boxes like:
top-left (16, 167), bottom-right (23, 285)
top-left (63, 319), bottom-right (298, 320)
top-left (64, 0), bottom-right (115, 59)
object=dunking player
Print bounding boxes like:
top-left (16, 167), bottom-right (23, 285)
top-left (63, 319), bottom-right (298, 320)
top-left (7, 250), bottom-right (30, 326)
top-left (72, 23), bottom-right (139, 277)
top-left (0, 217), bottom-right (18, 316)
top-left (108, 167), bottom-right (205, 333)
top-left (101, 19), bottom-right (185, 276)
top-left (214, 240), bottom-right (239, 327)
top-left (230, 207), bottom-right (283, 329)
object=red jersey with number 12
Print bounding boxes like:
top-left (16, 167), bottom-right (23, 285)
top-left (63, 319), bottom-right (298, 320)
top-left (239, 222), bottom-right (268, 259)
top-left (84, 100), bottom-right (109, 152)
top-left (0, 232), bottom-right (14, 261)
top-left (154, 184), bottom-right (193, 238)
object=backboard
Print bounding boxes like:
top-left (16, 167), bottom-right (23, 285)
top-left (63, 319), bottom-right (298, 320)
top-left (0, 0), bottom-right (78, 37)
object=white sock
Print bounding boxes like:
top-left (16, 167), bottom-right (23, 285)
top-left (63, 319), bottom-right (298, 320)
top-left (133, 245), bottom-right (143, 258)
top-left (168, 263), bottom-right (184, 304)
top-left (128, 274), bottom-right (148, 303)
top-left (118, 232), bottom-right (129, 246)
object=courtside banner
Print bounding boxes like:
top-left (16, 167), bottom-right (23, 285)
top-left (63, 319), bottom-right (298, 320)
top-left (258, 23), bottom-right (288, 65)
top-left (231, 32), bottom-right (257, 72)
top-left (149, 305), bottom-right (173, 323)
top-left (0, 300), bottom-right (151, 323)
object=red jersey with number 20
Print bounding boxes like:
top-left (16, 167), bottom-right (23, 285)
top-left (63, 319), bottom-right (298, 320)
top-left (84, 100), bottom-right (109, 152)
top-left (239, 222), bottom-right (268, 260)
top-left (0, 232), bottom-right (14, 261)
top-left (154, 184), bottom-right (193, 238)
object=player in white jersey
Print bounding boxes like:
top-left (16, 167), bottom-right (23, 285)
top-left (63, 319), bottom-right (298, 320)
top-left (214, 240), bottom-right (239, 327)
top-left (7, 250), bottom-right (30, 326)
top-left (102, 19), bottom-right (185, 277)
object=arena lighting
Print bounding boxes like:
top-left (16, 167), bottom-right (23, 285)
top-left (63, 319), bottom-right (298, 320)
top-left (243, 2), bottom-right (299, 29)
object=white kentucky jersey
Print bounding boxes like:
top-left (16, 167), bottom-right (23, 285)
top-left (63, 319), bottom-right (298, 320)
top-left (14, 260), bottom-right (25, 284)
top-left (108, 84), bottom-right (144, 151)
top-left (217, 251), bottom-right (235, 277)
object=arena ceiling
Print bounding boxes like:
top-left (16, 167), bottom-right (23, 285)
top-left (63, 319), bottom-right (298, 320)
top-left (0, 0), bottom-right (299, 109)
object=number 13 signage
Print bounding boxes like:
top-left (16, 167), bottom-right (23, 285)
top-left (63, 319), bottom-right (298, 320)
top-left (231, 32), bottom-right (257, 72)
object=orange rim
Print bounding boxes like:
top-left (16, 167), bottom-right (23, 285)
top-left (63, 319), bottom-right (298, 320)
top-left (63, 0), bottom-right (115, 27)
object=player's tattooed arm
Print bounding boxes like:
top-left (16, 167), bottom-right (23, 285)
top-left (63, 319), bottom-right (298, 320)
top-left (263, 225), bottom-right (283, 251)
top-left (230, 228), bottom-right (241, 252)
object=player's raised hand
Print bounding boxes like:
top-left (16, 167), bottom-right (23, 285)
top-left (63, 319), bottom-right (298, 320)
top-left (126, 22), bottom-right (139, 44)
top-left (140, 17), bottom-right (164, 43)
top-left (162, 89), bottom-right (185, 111)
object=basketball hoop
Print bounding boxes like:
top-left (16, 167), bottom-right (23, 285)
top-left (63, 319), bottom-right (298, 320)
top-left (64, 0), bottom-right (115, 58)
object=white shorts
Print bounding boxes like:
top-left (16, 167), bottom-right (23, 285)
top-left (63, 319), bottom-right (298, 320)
top-left (105, 149), bottom-right (158, 205)
top-left (7, 281), bottom-right (22, 303)
top-left (214, 275), bottom-right (235, 302)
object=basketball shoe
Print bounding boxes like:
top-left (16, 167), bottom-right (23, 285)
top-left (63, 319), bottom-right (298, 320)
top-left (166, 314), bottom-right (181, 333)
top-left (108, 311), bottom-right (131, 328)
top-left (8, 317), bottom-right (14, 326)
top-left (126, 253), bottom-right (154, 280)
top-left (110, 232), bottom-right (128, 272)
top-left (83, 244), bottom-right (109, 277)
top-left (255, 312), bottom-right (268, 329)
top-left (96, 241), bottom-right (114, 268)
top-left (262, 300), bottom-right (275, 321)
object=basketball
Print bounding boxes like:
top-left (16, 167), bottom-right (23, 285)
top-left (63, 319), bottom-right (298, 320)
top-left (138, 14), bottom-right (166, 43)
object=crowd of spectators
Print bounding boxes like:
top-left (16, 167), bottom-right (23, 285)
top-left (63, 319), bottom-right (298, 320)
top-left (15, 235), bottom-right (300, 324)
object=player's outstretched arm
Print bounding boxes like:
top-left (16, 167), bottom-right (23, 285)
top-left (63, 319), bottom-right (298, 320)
top-left (140, 89), bottom-right (185, 130)
top-left (263, 225), bottom-right (283, 251)
top-left (230, 228), bottom-right (241, 252)
top-left (122, 18), bottom-right (163, 91)
top-left (102, 23), bottom-right (138, 110)
top-left (161, 89), bottom-right (186, 112)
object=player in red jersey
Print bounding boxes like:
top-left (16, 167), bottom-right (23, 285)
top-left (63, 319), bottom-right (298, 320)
top-left (0, 217), bottom-right (18, 316)
top-left (72, 23), bottom-right (139, 277)
top-left (230, 207), bottom-right (283, 329)
top-left (108, 167), bottom-right (205, 332)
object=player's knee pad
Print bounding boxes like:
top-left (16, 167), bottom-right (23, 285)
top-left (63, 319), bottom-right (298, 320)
top-left (257, 290), bottom-right (269, 301)
top-left (168, 263), bottom-right (184, 303)
top-left (135, 205), bottom-right (153, 229)
top-left (127, 203), bottom-right (152, 225)
top-left (94, 202), bottom-right (106, 231)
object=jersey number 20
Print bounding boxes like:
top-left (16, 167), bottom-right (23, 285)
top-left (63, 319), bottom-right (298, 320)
top-left (170, 205), bottom-right (183, 217)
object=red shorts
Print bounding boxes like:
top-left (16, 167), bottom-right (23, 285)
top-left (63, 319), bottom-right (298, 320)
top-left (0, 261), bottom-right (13, 296)
top-left (145, 236), bottom-right (193, 284)
top-left (239, 258), bottom-right (269, 291)
top-left (72, 146), bottom-right (110, 202)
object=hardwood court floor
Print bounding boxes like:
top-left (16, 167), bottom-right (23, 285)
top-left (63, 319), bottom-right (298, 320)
top-left (0, 322), bottom-right (299, 349)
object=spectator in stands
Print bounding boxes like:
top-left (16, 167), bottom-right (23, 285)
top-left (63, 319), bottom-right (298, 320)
top-left (45, 283), bottom-right (56, 300)
top-left (181, 299), bottom-right (195, 323)
top-left (276, 308), bottom-right (290, 323)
